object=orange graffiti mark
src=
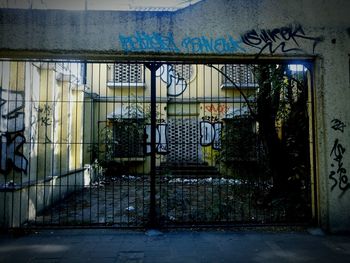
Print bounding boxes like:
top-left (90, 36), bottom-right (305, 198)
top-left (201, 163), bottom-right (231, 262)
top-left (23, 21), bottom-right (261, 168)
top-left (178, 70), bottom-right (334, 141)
top-left (205, 104), bottom-right (230, 113)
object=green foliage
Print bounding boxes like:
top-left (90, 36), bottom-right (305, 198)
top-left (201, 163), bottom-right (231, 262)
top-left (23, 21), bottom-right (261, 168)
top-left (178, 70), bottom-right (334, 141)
top-left (216, 64), bottom-right (311, 220)
top-left (221, 118), bottom-right (256, 161)
top-left (89, 102), bottom-right (154, 174)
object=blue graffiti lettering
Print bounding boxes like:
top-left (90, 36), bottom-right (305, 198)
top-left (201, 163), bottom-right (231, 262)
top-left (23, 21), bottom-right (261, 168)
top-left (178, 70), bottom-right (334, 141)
top-left (181, 36), bottom-right (245, 54)
top-left (119, 32), bottom-right (245, 54)
top-left (119, 32), bottom-right (180, 52)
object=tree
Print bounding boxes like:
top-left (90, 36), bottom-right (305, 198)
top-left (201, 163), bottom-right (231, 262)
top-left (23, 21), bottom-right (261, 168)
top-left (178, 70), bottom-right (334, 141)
top-left (211, 63), bottom-right (311, 219)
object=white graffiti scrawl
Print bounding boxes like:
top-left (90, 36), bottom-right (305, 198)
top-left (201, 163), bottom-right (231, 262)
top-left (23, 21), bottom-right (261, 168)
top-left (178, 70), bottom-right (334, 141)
top-left (0, 88), bottom-right (28, 174)
top-left (157, 65), bottom-right (187, 97)
top-left (145, 123), bottom-right (168, 154)
top-left (200, 121), bottom-right (222, 150)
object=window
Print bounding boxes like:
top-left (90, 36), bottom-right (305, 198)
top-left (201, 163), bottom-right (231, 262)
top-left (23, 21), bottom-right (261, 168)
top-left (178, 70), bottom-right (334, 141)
top-left (171, 64), bottom-right (195, 82)
top-left (221, 64), bottom-right (257, 88)
top-left (107, 63), bottom-right (145, 87)
top-left (113, 119), bottom-right (144, 158)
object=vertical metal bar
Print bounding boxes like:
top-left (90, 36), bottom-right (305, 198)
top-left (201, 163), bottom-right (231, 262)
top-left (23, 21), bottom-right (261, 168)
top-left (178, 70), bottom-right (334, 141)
top-left (58, 62), bottom-right (64, 225)
top-left (43, 62), bottom-right (49, 225)
top-left (73, 62), bottom-right (79, 224)
top-left (97, 63), bottom-right (101, 225)
top-left (150, 63), bottom-right (157, 228)
top-left (308, 63), bottom-right (318, 225)
top-left (127, 63), bottom-right (130, 225)
top-left (142, 64), bottom-right (146, 224)
top-left (27, 61), bottom-right (33, 227)
top-left (111, 62), bottom-right (115, 225)
top-left (0, 60), bottom-right (5, 227)
top-left (89, 62), bottom-right (93, 225)
top-left (145, 62), bottom-right (161, 228)
top-left (12, 61), bottom-right (18, 227)
top-left (50, 62), bottom-right (57, 226)
top-left (104, 62), bottom-right (108, 226)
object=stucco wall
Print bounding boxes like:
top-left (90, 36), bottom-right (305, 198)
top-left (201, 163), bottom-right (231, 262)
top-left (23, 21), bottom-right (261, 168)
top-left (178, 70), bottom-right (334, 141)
top-left (0, 0), bottom-right (350, 232)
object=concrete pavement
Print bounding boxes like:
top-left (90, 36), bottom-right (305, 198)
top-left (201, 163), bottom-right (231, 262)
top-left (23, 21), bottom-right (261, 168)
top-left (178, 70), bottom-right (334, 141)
top-left (0, 228), bottom-right (349, 263)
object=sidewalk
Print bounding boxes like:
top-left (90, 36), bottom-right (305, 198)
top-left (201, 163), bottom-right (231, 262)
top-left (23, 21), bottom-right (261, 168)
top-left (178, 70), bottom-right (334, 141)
top-left (0, 228), bottom-right (349, 263)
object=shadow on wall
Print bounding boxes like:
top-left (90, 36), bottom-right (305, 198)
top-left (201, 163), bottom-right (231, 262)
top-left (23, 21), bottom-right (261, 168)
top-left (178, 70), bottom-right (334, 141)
top-left (0, 165), bottom-right (98, 228)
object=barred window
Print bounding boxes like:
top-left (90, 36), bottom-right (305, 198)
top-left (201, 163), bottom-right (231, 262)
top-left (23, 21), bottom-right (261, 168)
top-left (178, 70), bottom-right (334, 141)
top-left (108, 63), bottom-right (144, 84)
top-left (171, 64), bottom-right (195, 82)
top-left (221, 64), bottom-right (257, 88)
top-left (158, 64), bottom-right (196, 84)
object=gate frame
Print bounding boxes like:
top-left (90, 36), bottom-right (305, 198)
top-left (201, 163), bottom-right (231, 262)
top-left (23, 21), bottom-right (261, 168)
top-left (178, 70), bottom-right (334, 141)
top-left (0, 55), bottom-right (319, 229)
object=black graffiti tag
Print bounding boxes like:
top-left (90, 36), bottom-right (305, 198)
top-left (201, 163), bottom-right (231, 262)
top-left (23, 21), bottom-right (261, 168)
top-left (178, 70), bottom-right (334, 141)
top-left (0, 134), bottom-right (28, 174)
top-left (331, 119), bottom-right (346, 133)
top-left (0, 88), bottom-right (25, 133)
top-left (329, 139), bottom-right (349, 192)
top-left (0, 88), bottom-right (28, 174)
top-left (241, 24), bottom-right (324, 57)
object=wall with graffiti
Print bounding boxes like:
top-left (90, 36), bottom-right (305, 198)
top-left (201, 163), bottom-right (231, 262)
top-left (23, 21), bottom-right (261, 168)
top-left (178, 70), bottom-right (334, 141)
top-left (0, 61), bottom-right (86, 226)
top-left (0, 62), bottom-right (85, 183)
top-left (0, 62), bottom-right (28, 184)
top-left (1, 0), bottom-right (350, 232)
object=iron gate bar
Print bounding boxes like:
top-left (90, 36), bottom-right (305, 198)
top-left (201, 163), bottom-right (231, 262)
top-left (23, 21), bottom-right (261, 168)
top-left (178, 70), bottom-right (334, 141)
top-left (308, 63), bottom-right (318, 224)
top-left (144, 62), bottom-right (162, 228)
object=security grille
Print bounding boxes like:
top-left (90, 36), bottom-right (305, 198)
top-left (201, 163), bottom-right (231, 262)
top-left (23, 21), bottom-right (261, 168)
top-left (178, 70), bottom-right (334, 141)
top-left (167, 118), bottom-right (201, 163)
top-left (113, 63), bottom-right (143, 83)
top-left (172, 64), bottom-right (194, 81)
top-left (221, 64), bottom-right (257, 88)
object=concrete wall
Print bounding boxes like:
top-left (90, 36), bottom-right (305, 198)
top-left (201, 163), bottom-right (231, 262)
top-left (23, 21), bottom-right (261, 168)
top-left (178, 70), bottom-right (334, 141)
top-left (0, 167), bottom-right (98, 227)
top-left (0, 61), bottom-right (87, 227)
top-left (0, 0), bottom-right (350, 232)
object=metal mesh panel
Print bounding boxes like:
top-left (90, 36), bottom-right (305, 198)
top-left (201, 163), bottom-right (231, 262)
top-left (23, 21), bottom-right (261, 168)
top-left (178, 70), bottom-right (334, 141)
top-left (221, 64), bottom-right (257, 87)
top-left (172, 64), bottom-right (194, 81)
top-left (114, 63), bottom-right (143, 83)
top-left (167, 118), bottom-right (200, 163)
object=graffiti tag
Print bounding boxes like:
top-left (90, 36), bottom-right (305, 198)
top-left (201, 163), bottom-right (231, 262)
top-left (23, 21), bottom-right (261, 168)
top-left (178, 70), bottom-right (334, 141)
top-left (119, 32), bottom-right (244, 54)
top-left (200, 121), bottom-right (222, 150)
top-left (331, 118), bottom-right (346, 133)
top-left (204, 104), bottom-right (230, 114)
top-left (0, 134), bottom-right (28, 174)
top-left (241, 24), bottom-right (324, 57)
top-left (181, 36), bottom-right (245, 54)
top-left (157, 64), bottom-right (187, 97)
top-left (202, 116), bottom-right (219, 123)
top-left (0, 89), bottom-right (25, 133)
top-left (119, 32), bottom-right (179, 53)
top-left (0, 88), bottom-right (28, 174)
top-left (145, 123), bottom-right (168, 154)
top-left (329, 119), bottom-right (349, 194)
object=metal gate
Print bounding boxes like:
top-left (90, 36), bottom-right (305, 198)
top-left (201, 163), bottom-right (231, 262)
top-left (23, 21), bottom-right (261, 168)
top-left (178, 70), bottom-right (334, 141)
top-left (0, 60), bottom-right (315, 228)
